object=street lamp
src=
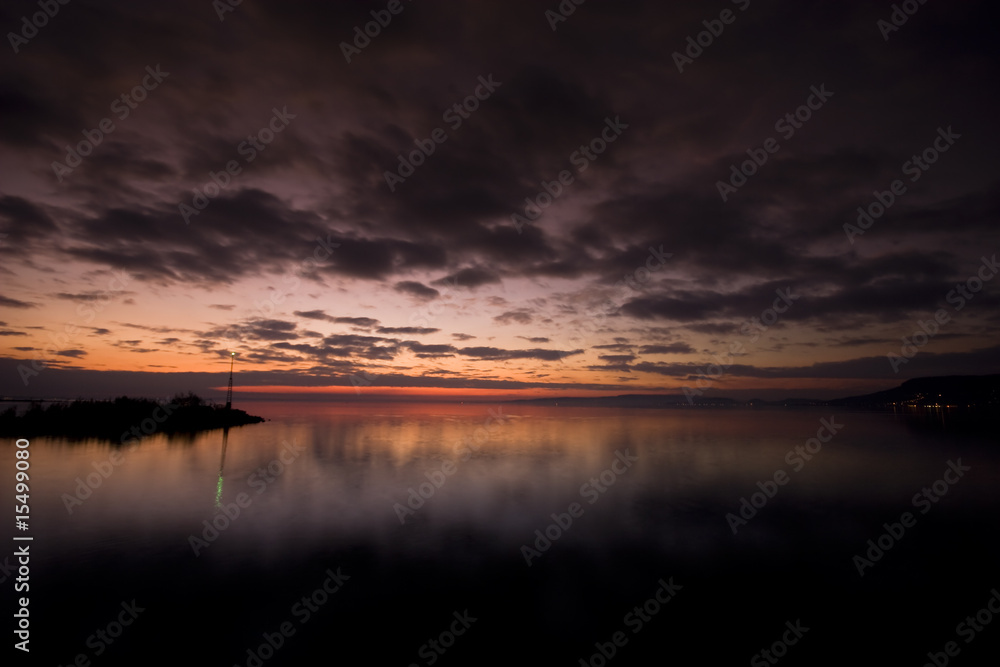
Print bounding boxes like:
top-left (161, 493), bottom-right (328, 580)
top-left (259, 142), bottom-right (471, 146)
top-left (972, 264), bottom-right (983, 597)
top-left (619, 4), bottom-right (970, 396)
top-left (226, 351), bottom-right (236, 410)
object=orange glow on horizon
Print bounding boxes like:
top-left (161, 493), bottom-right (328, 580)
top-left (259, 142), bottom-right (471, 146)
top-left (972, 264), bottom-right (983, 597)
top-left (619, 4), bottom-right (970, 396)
top-left (217, 385), bottom-right (650, 400)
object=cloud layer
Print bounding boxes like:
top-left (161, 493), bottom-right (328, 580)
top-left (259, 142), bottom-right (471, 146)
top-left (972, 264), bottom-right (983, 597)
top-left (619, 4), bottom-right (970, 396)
top-left (1, 0), bottom-right (997, 399)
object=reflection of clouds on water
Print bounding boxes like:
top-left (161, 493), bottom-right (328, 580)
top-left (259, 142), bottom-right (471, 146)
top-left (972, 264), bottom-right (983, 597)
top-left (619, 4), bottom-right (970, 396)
top-left (27, 404), bottom-right (1000, 560)
top-left (12, 402), bottom-right (1000, 665)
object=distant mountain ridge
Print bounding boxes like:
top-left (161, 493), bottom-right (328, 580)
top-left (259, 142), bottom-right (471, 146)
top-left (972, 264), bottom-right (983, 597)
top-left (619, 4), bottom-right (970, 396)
top-left (506, 374), bottom-right (1000, 409)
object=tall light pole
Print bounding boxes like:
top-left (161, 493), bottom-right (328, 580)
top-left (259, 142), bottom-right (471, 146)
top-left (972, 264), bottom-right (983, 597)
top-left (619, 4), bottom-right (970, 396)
top-left (226, 351), bottom-right (235, 410)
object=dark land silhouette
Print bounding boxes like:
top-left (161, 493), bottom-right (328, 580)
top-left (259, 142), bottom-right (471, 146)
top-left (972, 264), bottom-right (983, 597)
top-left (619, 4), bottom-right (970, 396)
top-left (0, 393), bottom-right (264, 440)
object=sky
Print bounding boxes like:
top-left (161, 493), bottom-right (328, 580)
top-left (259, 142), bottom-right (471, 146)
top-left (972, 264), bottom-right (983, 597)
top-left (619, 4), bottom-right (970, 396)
top-left (1, 0), bottom-right (998, 402)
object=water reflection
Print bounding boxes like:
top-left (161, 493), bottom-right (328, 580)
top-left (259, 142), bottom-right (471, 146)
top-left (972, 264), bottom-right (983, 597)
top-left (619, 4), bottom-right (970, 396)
top-left (24, 405), bottom-right (1000, 553)
top-left (215, 426), bottom-right (229, 508)
top-left (13, 403), bottom-right (1000, 666)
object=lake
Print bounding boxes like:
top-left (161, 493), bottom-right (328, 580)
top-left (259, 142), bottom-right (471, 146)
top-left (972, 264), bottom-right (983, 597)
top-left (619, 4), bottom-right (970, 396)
top-left (7, 402), bottom-right (1000, 665)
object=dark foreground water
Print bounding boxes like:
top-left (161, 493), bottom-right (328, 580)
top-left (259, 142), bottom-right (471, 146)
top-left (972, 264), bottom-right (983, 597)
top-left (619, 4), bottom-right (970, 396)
top-left (5, 403), bottom-right (1000, 665)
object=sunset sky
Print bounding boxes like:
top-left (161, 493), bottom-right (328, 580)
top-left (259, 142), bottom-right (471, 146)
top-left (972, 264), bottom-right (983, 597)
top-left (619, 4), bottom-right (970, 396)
top-left (1, 0), bottom-right (998, 401)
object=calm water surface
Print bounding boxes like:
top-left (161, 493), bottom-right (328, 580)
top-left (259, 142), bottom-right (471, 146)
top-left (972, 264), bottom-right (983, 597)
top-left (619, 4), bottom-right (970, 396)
top-left (8, 403), bottom-right (1000, 665)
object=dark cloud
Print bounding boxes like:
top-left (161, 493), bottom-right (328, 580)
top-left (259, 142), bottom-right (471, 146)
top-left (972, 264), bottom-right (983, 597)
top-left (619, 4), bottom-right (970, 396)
top-left (0, 196), bottom-right (58, 244)
top-left (293, 311), bottom-right (380, 329)
top-left (54, 291), bottom-right (136, 302)
top-left (456, 347), bottom-right (583, 362)
top-left (0, 0), bottom-right (997, 398)
top-left (394, 281), bottom-right (440, 300)
top-left (207, 318), bottom-right (300, 343)
top-left (377, 327), bottom-right (440, 335)
top-left (0, 295), bottom-right (37, 309)
top-left (594, 343), bottom-right (632, 352)
top-left (333, 317), bottom-right (380, 328)
top-left (639, 343), bottom-right (695, 355)
top-left (632, 345), bottom-right (1000, 381)
top-left (432, 267), bottom-right (501, 289)
top-left (293, 310), bottom-right (330, 321)
top-left (494, 310), bottom-right (532, 325)
top-left (599, 354), bottom-right (636, 363)
top-left (406, 343), bottom-right (457, 357)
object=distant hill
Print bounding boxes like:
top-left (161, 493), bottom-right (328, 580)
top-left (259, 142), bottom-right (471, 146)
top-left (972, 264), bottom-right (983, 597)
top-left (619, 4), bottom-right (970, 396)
top-left (507, 375), bottom-right (1000, 409)
top-left (828, 374), bottom-right (1000, 409)
top-left (508, 394), bottom-right (737, 408)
